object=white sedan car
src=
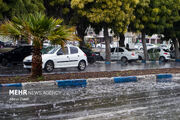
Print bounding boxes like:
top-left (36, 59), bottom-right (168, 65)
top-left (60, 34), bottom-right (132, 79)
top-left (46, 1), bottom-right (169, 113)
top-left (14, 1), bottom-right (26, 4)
top-left (23, 45), bottom-right (88, 72)
top-left (138, 47), bottom-right (171, 62)
top-left (135, 43), bottom-right (157, 50)
top-left (101, 47), bottom-right (139, 63)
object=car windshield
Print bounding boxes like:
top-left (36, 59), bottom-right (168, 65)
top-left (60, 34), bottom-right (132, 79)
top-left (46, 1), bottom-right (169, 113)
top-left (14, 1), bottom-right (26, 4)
top-left (42, 46), bottom-right (60, 54)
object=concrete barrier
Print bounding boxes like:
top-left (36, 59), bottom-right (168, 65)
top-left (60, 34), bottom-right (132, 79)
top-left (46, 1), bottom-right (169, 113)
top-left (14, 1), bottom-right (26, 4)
top-left (114, 76), bottom-right (137, 83)
top-left (1, 73), bottom-right (179, 88)
top-left (0, 83), bottom-right (22, 87)
top-left (156, 74), bottom-right (172, 79)
top-left (175, 59), bottom-right (180, 62)
top-left (156, 74), bottom-right (172, 83)
top-left (56, 79), bottom-right (87, 87)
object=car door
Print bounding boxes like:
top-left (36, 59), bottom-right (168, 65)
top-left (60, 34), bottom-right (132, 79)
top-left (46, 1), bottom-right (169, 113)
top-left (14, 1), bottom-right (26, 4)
top-left (115, 48), bottom-right (124, 60)
top-left (69, 47), bottom-right (79, 66)
top-left (55, 47), bottom-right (70, 68)
top-left (11, 47), bottom-right (24, 62)
top-left (147, 48), bottom-right (154, 60)
top-left (21, 46), bottom-right (32, 60)
top-left (110, 48), bottom-right (116, 60)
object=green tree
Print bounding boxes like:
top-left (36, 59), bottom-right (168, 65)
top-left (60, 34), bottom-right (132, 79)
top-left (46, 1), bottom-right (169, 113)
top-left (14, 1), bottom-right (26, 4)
top-left (44, 0), bottom-right (90, 47)
top-left (130, 0), bottom-right (180, 61)
top-left (71, 0), bottom-right (139, 62)
top-left (162, 18), bottom-right (180, 59)
top-left (0, 13), bottom-right (76, 78)
top-left (0, 0), bottom-right (45, 21)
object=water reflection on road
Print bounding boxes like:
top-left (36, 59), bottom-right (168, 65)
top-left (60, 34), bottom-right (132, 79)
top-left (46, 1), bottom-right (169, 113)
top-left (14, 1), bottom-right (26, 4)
top-left (1, 61), bottom-right (180, 76)
top-left (0, 77), bottom-right (180, 119)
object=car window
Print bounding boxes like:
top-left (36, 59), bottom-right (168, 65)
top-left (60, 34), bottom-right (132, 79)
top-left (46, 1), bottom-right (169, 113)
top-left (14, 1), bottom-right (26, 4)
top-left (111, 48), bottom-right (115, 52)
top-left (13, 47), bottom-right (23, 52)
top-left (147, 44), bottom-right (153, 46)
top-left (154, 49), bottom-right (160, 52)
top-left (57, 47), bottom-right (68, 55)
top-left (70, 47), bottom-right (78, 54)
top-left (48, 47), bottom-right (60, 54)
top-left (148, 49), bottom-right (153, 53)
top-left (23, 46), bottom-right (32, 52)
top-left (116, 48), bottom-right (124, 52)
top-left (41, 46), bottom-right (54, 54)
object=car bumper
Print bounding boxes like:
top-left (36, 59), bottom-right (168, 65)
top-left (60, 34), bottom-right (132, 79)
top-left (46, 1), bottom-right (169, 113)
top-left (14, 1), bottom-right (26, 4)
top-left (165, 56), bottom-right (171, 60)
top-left (128, 56), bottom-right (139, 60)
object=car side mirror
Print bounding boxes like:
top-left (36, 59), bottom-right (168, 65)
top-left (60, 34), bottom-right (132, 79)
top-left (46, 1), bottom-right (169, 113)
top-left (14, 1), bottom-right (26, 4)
top-left (57, 52), bottom-right (63, 55)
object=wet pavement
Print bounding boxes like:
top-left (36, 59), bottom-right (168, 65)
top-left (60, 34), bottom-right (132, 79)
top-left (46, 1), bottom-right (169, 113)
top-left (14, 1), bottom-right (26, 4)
top-left (0, 77), bottom-right (180, 119)
top-left (1, 61), bottom-right (180, 76)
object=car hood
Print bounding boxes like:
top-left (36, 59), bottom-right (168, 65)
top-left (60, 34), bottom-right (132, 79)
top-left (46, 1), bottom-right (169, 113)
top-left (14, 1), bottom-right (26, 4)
top-left (23, 54), bottom-right (54, 62)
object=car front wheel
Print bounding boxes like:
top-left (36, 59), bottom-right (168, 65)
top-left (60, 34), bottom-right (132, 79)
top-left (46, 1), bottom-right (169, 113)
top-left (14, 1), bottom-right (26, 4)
top-left (78, 61), bottom-right (86, 71)
top-left (159, 56), bottom-right (166, 62)
top-left (121, 57), bottom-right (128, 63)
top-left (44, 61), bottom-right (54, 72)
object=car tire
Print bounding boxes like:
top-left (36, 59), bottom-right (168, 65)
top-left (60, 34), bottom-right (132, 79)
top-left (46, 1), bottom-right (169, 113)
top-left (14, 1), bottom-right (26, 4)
top-left (89, 57), bottom-right (96, 64)
top-left (159, 56), bottom-right (166, 62)
top-left (44, 61), bottom-right (54, 72)
top-left (121, 57), bottom-right (128, 63)
top-left (78, 60), bottom-right (86, 71)
top-left (1, 58), bottom-right (8, 66)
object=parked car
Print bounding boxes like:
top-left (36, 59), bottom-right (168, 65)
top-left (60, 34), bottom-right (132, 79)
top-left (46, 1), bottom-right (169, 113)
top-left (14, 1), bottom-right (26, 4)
top-left (4, 41), bottom-right (14, 47)
top-left (0, 45), bottom-right (33, 66)
top-left (23, 45), bottom-right (88, 72)
top-left (100, 47), bottom-right (139, 63)
top-left (138, 47), bottom-right (171, 62)
top-left (80, 47), bottom-right (98, 64)
top-left (135, 43), bottom-right (157, 50)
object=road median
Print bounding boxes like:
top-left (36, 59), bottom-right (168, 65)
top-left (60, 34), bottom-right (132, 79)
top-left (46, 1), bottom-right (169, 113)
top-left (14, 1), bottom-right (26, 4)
top-left (0, 68), bottom-right (180, 87)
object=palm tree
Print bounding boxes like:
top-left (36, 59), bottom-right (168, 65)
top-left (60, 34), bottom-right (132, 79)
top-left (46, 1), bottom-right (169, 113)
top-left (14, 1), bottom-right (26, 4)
top-left (0, 13), bottom-right (77, 78)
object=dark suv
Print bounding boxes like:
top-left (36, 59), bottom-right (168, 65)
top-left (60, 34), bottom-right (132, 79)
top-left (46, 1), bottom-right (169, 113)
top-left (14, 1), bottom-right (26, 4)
top-left (0, 45), bottom-right (33, 66)
top-left (80, 47), bottom-right (102, 64)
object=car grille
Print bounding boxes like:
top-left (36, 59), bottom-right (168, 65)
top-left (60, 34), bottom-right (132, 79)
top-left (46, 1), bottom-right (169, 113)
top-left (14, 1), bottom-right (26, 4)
top-left (23, 62), bottom-right (32, 66)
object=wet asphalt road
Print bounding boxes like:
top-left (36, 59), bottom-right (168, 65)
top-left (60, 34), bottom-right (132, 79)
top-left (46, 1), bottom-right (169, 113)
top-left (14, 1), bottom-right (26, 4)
top-left (0, 77), bottom-right (180, 119)
top-left (1, 61), bottom-right (180, 76)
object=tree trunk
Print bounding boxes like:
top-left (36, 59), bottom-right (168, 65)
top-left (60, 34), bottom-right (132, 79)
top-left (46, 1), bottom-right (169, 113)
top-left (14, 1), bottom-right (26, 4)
top-left (31, 46), bottom-right (42, 78)
top-left (104, 26), bottom-right (111, 62)
top-left (173, 38), bottom-right (180, 59)
top-left (142, 32), bottom-right (149, 61)
top-left (119, 33), bottom-right (125, 47)
top-left (76, 24), bottom-right (86, 47)
top-left (79, 34), bottom-right (85, 47)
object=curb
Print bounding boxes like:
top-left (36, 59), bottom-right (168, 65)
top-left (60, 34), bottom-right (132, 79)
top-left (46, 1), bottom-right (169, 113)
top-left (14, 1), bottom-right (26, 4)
top-left (56, 79), bottom-right (87, 87)
top-left (114, 76), bottom-right (137, 83)
top-left (0, 73), bottom-right (178, 88)
top-left (156, 74), bottom-right (172, 79)
top-left (0, 83), bottom-right (22, 87)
